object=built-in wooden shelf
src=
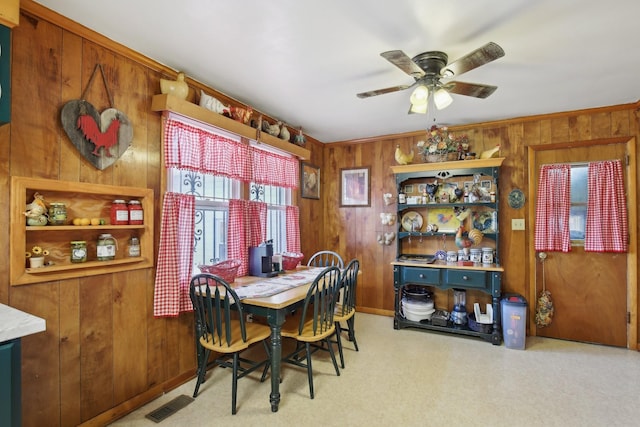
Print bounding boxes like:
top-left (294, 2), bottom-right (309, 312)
top-left (151, 93), bottom-right (311, 160)
top-left (10, 176), bottom-right (154, 286)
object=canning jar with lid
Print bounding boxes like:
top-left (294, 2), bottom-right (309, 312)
top-left (97, 234), bottom-right (117, 261)
top-left (128, 200), bottom-right (143, 225)
top-left (48, 202), bottom-right (67, 225)
top-left (70, 241), bottom-right (87, 263)
top-left (127, 236), bottom-right (141, 257)
top-left (110, 200), bottom-right (129, 225)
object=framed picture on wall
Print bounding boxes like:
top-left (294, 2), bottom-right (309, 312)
top-left (340, 167), bottom-right (370, 207)
top-left (301, 162), bottom-right (320, 199)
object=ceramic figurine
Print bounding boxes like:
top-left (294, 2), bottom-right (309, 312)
top-left (160, 72), bottom-right (189, 100)
top-left (267, 121), bottom-right (281, 136)
top-left (294, 127), bottom-right (307, 146)
top-left (279, 123), bottom-right (290, 141)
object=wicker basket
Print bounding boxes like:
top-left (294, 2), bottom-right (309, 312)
top-left (281, 252), bottom-right (304, 270)
top-left (424, 152), bottom-right (459, 163)
top-left (198, 259), bottom-right (241, 283)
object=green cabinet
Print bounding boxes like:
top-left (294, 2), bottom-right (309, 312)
top-left (390, 158), bottom-right (504, 344)
top-left (0, 24), bottom-right (10, 124)
top-left (0, 339), bottom-right (21, 427)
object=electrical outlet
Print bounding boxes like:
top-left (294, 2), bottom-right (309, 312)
top-left (512, 219), bottom-right (525, 230)
top-left (246, 314), bottom-right (253, 323)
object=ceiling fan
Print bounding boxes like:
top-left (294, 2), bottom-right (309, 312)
top-left (357, 42), bottom-right (505, 114)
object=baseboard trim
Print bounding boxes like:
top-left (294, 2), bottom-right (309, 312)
top-left (79, 371), bottom-right (196, 427)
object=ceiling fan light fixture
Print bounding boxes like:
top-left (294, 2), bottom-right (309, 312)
top-left (409, 102), bottom-right (428, 114)
top-left (409, 85), bottom-right (429, 106)
top-left (433, 88), bottom-right (453, 110)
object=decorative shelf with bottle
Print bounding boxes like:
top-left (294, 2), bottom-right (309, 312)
top-left (151, 93), bottom-right (311, 160)
top-left (390, 158), bottom-right (504, 344)
top-left (10, 176), bottom-right (154, 286)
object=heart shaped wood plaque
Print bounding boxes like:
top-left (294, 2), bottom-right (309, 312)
top-left (61, 99), bottom-right (133, 170)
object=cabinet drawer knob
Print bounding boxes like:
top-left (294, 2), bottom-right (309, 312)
top-left (462, 275), bottom-right (469, 280)
top-left (419, 273), bottom-right (425, 279)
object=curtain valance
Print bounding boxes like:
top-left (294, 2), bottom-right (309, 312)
top-left (163, 118), bottom-right (299, 188)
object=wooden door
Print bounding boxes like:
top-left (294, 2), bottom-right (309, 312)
top-left (531, 141), bottom-right (630, 347)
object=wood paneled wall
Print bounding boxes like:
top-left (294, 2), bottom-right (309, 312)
top-left (3, 3), bottom-right (326, 426)
top-left (2, 2), bottom-right (638, 426)
top-left (327, 107), bottom-right (640, 342)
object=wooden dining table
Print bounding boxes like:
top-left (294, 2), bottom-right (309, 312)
top-left (231, 266), bottom-right (324, 412)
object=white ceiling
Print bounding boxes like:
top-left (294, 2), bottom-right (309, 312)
top-left (34, 0), bottom-right (640, 143)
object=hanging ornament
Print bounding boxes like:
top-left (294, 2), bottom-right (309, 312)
top-left (535, 252), bottom-right (555, 327)
top-left (61, 64), bottom-right (133, 170)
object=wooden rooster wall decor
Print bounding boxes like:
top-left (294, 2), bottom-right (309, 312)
top-left (60, 64), bottom-right (133, 170)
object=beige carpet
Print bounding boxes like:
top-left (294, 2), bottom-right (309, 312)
top-left (111, 312), bottom-right (640, 427)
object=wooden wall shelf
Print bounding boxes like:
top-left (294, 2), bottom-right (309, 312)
top-left (10, 177), bottom-right (154, 286)
top-left (151, 93), bottom-right (311, 160)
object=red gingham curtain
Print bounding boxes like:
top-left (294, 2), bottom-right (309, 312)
top-left (534, 164), bottom-right (571, 252)
top-left (164, 118), bottom-right (251, 181)
top-left (250, 147), bottom-right (300, 189)
top-left (585, 160), bottom-right (628, 252)
top-left (153, 192), bottom-right (195, 317)
top-left (286, 205), bottom-right (301, 253)
top-left (227, 200), bottom-right (268, 276)
top-left (164, 117), bottom-right (299, 188)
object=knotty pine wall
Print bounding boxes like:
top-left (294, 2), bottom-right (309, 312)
top-left (2, 3), bottom-right (327, 426)
top-left (324, 107), bottom-right (640, 347)
top-left (1, 1), bottom-right (639, 426)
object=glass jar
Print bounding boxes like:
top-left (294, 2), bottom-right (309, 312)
top-left (70, 240), bottom-right (87, 263)
top-left (128, 200), bottom-right (143, 225)
top-left (48, 202), bottom-right (67, 225)
top-left (127, 236), bottom-right (141, 257)
top-left (97, 233), bottom-right (117, 261)
top-left (110, 200), bottom-right (129, 225)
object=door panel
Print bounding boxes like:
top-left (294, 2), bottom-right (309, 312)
top-left (533, 143), bottom-right (628, 347)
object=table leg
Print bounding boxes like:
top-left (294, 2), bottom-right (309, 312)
top-left (267, 310), bottom-right (286, 412)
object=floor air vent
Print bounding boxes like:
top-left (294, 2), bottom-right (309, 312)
top-left (145, 394), bottom-right (194, 423)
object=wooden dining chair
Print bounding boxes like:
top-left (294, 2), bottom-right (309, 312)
top-left (281, 266), bottom-right (342, 399)
top-left (307, 250), bottom-right (344, 269)
top-left (333, 259), bottom-right (360, 368)
top-left (189, 273), bottom-right (271, 415)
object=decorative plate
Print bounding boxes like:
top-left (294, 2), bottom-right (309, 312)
top-left (472, 211), bottom-right (495, 232)
top-left (427, 208), bottom-right (460, 232)
top-left (401, 211), bottom-right (423, 232)
top-left (508, 189), bottom-right (525, 209)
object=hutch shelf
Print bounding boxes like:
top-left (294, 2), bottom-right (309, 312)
top-left (390, 158), bottom-right (505, 344)
top-left (10, 176), bottom-right (154, 286)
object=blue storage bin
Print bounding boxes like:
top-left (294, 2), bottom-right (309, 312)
top-left (501, 294), bottom-right (527, 350)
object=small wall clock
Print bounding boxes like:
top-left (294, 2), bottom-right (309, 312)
top-left (508, 188), bottom-right (525, 209)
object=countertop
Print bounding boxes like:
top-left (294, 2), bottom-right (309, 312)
top-left (0, 303), bottom-right (46, 342)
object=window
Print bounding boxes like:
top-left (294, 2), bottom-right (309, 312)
top-left (250, 182), bottom-right (290, 254)
top-left (168, 170), bottom-right (291, 273)
top-left (569, 165), bottom-right (588, 241)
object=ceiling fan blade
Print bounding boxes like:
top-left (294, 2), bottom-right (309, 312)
top-left (442, 42), bottom-right (505, 78)
top-left (380, 50), bottom-right (425, 78)
top-left (357, 84), bottom-right (411, 99)
top-left (444, 81), bottom-right (498, 99)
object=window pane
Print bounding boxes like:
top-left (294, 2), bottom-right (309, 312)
top-left (570, 165), bottom-right (588, 241)
top-left (250, 182), bottom-right (289, 253)
top-left (168, 169), bottom-right (233, 200)
top-left (267, 206), bottom-right (287, 253)
top-left (192, 206), bottom-right (228, 273)
top-left (569, 204), bottom-right (586, 240)
top-left (570, 166), bottom-right (588, 203)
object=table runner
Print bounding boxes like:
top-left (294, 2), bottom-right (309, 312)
top-left (234, 267), bottom-right (326, 299)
